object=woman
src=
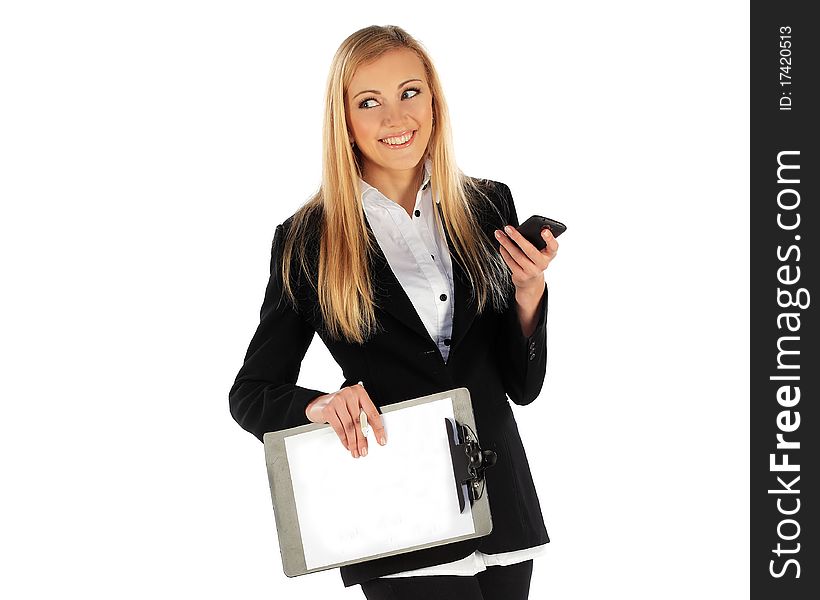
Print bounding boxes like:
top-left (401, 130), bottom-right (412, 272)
top-left (229, 25), bottom-right (559, 600)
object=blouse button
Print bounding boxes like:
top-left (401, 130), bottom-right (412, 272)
top-left (440, 294), bottom-right (447, 301)
top-left (414, 209), bottom-right (421, 217)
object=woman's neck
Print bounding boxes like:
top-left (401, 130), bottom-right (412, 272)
top-left (362, 161), bottom-right (425, 217)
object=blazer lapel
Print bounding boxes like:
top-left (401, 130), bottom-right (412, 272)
top-left (436, 202), bottom-right (477, 351)
top-left (363, 211), bottom-right (432, 344)
top-left (361, 204), bottom-right (478, 352)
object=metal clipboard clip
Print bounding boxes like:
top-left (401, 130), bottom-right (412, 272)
top-left (445, 417), bottom-right (497, 513)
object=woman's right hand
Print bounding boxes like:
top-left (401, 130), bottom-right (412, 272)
top-left (305, 383), bottom-right (387, 459)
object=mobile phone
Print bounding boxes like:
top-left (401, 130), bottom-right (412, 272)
top-left (516, 215), bottom-right (567, 250)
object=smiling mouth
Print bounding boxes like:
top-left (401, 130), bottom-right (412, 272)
top-left (378, 130), bottom-right (417, 148)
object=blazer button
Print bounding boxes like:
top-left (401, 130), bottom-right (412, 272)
top-left (414, 209), bottom-right (421, 217)
top-left (528, 351), bottom-right (536, 361)
top-left (443, 338), bottom-right (451, 346)
top-left (440, 294), bottom-right (447, 301)
top-left (529, 340), bottom-right (536, 351)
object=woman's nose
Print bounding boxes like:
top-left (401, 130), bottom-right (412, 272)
top-left (383, 103), bottom-right (408, 128)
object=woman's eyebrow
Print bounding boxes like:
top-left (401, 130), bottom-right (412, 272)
top-left (352, 78), bottom-right (423, 99)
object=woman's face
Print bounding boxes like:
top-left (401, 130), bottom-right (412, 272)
top-left (346, 48), bottom-right (434, 178)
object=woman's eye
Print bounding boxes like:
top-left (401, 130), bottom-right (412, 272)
top-left (358, 87), bottom-right (422, 109)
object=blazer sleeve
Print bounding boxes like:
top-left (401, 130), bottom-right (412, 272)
top-left (492, 182), bottom-right (549, 406)
top-left (228, 222), bottom-right (329, 442)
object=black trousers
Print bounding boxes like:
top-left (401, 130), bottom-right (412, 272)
top-left (359, 559), bottom-right (534, 600)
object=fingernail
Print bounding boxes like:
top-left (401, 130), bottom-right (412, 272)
top-left (494, 230), bottom-right (502, 238)
top-left (380, 436), bottom-right (386, 445)
top-left (361, 447), bottom-right (367, 456)
top-left (504, 226), bottom-right (512, 233)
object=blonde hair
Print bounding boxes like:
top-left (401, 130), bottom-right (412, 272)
top-left (281, 25), bottom-right (513, 344)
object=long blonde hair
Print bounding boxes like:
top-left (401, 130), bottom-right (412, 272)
top-left (281, 25), bottom-right (513, 344)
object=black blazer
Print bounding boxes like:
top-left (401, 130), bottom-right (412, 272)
top-left (229, 178), bottom-right (550, 587)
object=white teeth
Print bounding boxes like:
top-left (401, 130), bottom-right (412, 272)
top-left (381, 131), bottom-right (413, 145)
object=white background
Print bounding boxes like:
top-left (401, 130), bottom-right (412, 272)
top-left (0, 1), bottom-right (749, 598)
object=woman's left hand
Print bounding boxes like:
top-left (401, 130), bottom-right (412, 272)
top-left (494, 225), bottom-right (559, 296)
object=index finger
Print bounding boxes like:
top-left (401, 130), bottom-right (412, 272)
top-left (360, 392), bottom-right (387, 445)
top-left (502, 225), bottom-right (543, 264)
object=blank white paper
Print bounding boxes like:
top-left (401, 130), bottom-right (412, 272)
top-left (284, 396), bottom-right (475, 569)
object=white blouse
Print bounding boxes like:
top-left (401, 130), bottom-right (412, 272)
top-left (358, 157), bottom-right (548, 578)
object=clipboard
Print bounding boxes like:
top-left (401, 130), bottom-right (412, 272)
top-left (262, 386), bottom-right (496, 577)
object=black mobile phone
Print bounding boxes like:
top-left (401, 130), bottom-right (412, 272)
top-left (516, 215), bottom-right (567, 250)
